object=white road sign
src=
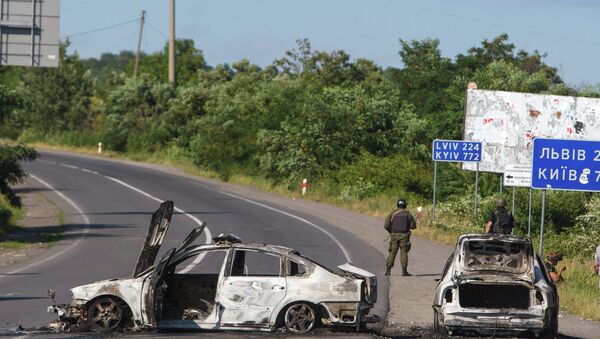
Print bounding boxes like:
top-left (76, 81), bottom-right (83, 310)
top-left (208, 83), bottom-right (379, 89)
top-left (504, 164), bottom-right (532, 187)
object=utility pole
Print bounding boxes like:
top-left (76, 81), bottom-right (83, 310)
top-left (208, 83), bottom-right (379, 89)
top-left (133, 10), bottom-right (146, 78)
top-left (168, 0), bottom-right (175, 85)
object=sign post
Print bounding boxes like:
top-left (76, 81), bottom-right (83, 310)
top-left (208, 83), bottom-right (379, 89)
top-left (432, 140), bottom-right (483, 223)
top-left (528, 188), bottom-right (533, 237)
top-left (503, 163), bottom-right (533, 233)
top-left (531, 138), bottom-right (600, 254)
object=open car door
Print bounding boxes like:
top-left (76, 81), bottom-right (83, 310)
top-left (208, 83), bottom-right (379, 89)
top-left (133, 201), bottom-right (175, 277)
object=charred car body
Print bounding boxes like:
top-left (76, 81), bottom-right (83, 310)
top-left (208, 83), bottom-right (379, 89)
top-left (48, 201), bottom-right (378, 333)
top-left (432, 234), bottom-right (558, 337)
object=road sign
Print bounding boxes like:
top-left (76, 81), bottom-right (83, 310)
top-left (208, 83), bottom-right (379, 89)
top-left (0, 0), bottom-right (60, 67)
top-left (504, 164), bottom-right (532, 187)
top-left (532, 138), bottom-right (600, 192)
top-left (432, 140), bottom-right (482, 162)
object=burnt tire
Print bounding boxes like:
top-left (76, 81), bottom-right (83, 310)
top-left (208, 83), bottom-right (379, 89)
top-left (284, 302), bottom-right (317, 334)
top-left (542, 309), bottom-right (558, 338)
top-left (433, 309), bottom-right (447, 336)
top-left (87, 296), bottom-right (124, 332)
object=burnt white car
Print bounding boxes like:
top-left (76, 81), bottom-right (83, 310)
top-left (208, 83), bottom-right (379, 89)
top-left (48, 201), bottom-right (378, 333)
top-left (432, 234), bottom-right (558, 337)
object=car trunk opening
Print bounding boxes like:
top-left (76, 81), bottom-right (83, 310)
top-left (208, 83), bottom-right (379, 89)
top-left (461, 238), bottom-right (533, 277)
top-left (459, 283), bottom-right (530, 309)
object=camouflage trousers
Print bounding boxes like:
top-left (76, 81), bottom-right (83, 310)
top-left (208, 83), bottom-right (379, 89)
top-left (386, 232), bottom-right (411, 271)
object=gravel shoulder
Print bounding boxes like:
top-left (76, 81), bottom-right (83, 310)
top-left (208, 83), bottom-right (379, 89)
top-left (0, 178), bottom-right (63, 268)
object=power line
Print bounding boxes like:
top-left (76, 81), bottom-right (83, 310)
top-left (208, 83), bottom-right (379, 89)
top-left (61, 18), bottom-right (138, 40)
top-left (387, 0), bottom-right (600, 48)
top-left (145, 20), bottom-right (168, 40)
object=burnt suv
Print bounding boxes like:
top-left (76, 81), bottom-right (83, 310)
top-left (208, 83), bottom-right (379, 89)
top-left (432, 234), bottom-right (558, 337)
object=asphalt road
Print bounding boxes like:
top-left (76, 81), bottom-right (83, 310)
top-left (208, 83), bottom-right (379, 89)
top-left (0, 151), bottom-right (387, 336)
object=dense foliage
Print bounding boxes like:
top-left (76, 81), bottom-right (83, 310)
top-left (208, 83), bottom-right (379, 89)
top-left (1, 35), bottom-right (599, 256)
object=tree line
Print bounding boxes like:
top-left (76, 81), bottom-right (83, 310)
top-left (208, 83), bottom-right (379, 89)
top-left (1, 34), bottom-right (599, 256)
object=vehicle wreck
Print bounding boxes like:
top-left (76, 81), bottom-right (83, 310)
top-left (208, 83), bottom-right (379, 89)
top-left (48, 201), bottom-right (379, 333)
top-left (432, 234), bottom-right (558, 337)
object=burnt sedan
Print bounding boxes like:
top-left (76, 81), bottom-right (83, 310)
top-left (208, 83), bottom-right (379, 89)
top-left (432, 234), bottom-right (558, 337)
top-left (48, 201), bottom-right (379, 333)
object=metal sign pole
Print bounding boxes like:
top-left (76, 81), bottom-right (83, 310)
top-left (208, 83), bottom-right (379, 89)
top-left (432, 161), bottom-right (438, 222)
top-left (511, 187), bottom-right (516, 214)
top-left (474, 162), bottom-right (479, 220)
top-left (499, 174), bottom-right (503, 194)
top-left (527, 187), bottom-right (532, 237)
top-left (539, 190), bottom-right (547, 256)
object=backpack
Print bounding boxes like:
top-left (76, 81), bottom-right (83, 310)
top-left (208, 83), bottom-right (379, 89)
top-left (493, 209), bottom-right (513, 234)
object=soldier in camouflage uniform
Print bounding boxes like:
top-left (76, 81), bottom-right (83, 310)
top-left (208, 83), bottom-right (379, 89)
top-left (385, 198), bottom-right (417, 276)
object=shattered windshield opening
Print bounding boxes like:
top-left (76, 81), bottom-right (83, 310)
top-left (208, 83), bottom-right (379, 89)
top-left (462, 240), bottom-right (531, 274)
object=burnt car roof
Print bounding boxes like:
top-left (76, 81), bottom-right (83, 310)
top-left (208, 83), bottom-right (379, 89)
top-left (180, 241), bottom-right (299, 256)
top-left (457, 233), bottom-right (532, 243)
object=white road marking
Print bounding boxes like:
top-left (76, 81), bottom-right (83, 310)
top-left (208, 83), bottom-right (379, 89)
top-left (102, 175), bottom-right (212, 239)
top-left (34, 160), bottom-right (213, 271)
top-left (35, 158), bottom-right (351, 269)
top-left (58, 163), bottom-right (79, 170)
top-left (0, 175), bottom-right (90, 279)
top-left (80, 168), bottom-right (99, 175)
top-left (218, 191), bottom-right (353, 263)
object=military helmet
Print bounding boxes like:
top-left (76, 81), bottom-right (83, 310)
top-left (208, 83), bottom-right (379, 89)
top-left (397, 198), bottom-right (407, 209)
top-left (496, 198), bottom-right (507, 207)
top-left (547, 252), bottom-right (562, 261)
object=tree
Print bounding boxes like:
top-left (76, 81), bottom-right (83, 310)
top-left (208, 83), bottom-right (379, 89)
top-left (17, 42), bottom-right (96, 133)
top-left (0, 143), bottom-right (38, 207)
top-left (133, 39), bottom-right (207, 84)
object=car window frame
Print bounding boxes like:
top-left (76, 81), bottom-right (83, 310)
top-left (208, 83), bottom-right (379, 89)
top-left (226, 248), bottom-right (284, 278)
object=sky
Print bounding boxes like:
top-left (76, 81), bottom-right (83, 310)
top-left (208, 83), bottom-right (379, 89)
top-left (60, 0), bottom-right (600, 86)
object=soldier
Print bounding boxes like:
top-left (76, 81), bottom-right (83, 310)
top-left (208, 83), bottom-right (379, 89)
top-left (545, 252), bottom-right (566, 283)
top-left (384, 198), bottom-right (417, 276)
top-left (485, 198), bottom-right (515, 234)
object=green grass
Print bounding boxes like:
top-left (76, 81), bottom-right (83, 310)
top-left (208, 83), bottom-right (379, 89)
top-left (0, 189), bottom-right (64, 249)
top-left (0, 196), bottom-right (23, 237)
top-left (557, 258), bottom-right (600, 321)
top-left (29, 141), bottom-right (600, 321)
top-left (0, 241), bottom-right (28, 249)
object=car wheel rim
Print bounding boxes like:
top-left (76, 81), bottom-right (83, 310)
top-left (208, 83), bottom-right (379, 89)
top-left (285, 303), bottom-right (315, 334)
top-left (90, 298), bottom-right (122, 331)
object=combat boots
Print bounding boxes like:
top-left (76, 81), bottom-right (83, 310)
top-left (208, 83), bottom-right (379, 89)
top-left (385, 268), bottom-right (391, 276)
top-left (401, 268), bottom-right (412, 276)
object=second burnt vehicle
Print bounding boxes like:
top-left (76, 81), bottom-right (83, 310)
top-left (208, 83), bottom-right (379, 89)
top-left (432, 234), bottom-right (558, 337)
top-left (48, 201), bottom-right (379, 333)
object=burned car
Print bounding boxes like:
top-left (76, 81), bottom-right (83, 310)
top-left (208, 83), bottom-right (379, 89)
top-left (48, 201), bottom-right (378, 333)
top-left (432, 234), bottom-right (558, 337)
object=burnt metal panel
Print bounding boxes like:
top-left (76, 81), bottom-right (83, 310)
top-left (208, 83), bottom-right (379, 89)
top-left (133, 201), bottom-right (174, 277)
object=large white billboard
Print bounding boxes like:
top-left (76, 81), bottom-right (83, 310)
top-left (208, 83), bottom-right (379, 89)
top-left (463, 89), bottom-right (600, 173)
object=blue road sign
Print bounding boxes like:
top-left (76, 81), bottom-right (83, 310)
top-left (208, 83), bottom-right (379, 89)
top-left (532, 138), bottom-right (600, 192)
top-left (432, 140), bottom-right (482, 162)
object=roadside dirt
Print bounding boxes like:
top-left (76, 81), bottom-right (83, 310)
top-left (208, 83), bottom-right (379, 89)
top-left (0, 179), bottom-right (63, 268)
